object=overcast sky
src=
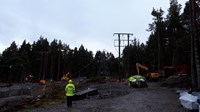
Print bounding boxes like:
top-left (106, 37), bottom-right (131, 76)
top-left (0, 0), bottom-right (186, 57)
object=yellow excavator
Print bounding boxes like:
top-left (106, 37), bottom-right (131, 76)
top-left (136, 63), bottom-right (159, 80)
top-left (61, 72), bottom-right (71, 81)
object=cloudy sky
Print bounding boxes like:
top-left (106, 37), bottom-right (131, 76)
top-left (0, 0), bottom-right (186, 57)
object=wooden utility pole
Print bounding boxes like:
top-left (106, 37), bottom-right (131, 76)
top-left (127, 34), bottom-right (131, 76)
top-left (114, 33), bottom-right (133, 81)
top-left (115, 33), bottom-right (121, 82)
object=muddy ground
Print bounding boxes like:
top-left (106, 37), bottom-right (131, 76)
top-left (17, 81), bottom-right (189, 112)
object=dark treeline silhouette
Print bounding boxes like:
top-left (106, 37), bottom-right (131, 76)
top-left (0, 37), bottom-right (118, 83)
top-left (0, 1), bottom-right (199, 85)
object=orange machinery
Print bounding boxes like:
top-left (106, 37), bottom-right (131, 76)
top-left (61, 72), bottom-right (71, 81)
top-left (136, 63), bottom-right (159, 80)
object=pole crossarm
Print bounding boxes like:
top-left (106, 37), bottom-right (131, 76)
top-left (113, 33), bottom-right (133, 36)
top-left (113, 33), bottom-right (134, 48)
top-left (114, 39), bottom-right (134, 47)
top-left (113, 33), bottom-right (133, 81)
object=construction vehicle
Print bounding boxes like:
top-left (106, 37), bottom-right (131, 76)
top-left (39, 79), bottom-right (46, 85)
top-left (136, 63), bottom-right (159, 81)
top-left (61, 72), bottom-right (71, 81)
top-left (162, 65), bottom-right (188, 77)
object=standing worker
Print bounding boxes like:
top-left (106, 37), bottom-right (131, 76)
top-left (128, 75), bottom-right (134, 87)
top-left (135, 75), bottom-right (142, 87)
top-left (65, 79), bottom-right (75, 108)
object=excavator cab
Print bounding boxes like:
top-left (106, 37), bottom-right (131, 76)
top-left (147, 73), bottom-right (159, 80)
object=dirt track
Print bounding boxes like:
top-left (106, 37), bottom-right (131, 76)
top-left (18, 81), bottom-right (188, 112)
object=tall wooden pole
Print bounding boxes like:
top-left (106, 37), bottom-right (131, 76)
top-left (127, 34), bottom-right (130, 77)
top-left (114, 33), bottom-right (133, 81)
top-left (118, 34), bottom-right (121, 81)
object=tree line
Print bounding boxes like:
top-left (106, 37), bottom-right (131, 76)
top-left (122, 0), bottom-right (200, 86)
top-left (0, 37), bottom-right (118, 83)
top-left (0, 0), bottom-right (199, 85)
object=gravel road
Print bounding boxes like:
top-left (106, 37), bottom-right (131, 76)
top-left (17, 81), bottom-right (188, 112)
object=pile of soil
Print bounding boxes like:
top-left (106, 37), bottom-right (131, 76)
top-left (161, 75), bottom-right (192, 88)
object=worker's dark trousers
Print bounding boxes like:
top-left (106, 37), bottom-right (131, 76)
top-left (67, 96), bottom-right (73, 107)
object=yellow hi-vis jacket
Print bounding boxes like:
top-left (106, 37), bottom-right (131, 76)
top-left (128, 76), bottom-right (134, 82)
top-left (65, 83), bottom-right (75, 96)
top-left (128, 76), bottom-right (134, 86)
top-left (135, 75), bottom-right (141, 80)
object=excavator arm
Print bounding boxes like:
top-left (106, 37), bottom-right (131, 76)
top-left (136, 63), bottom-right (149, 75)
